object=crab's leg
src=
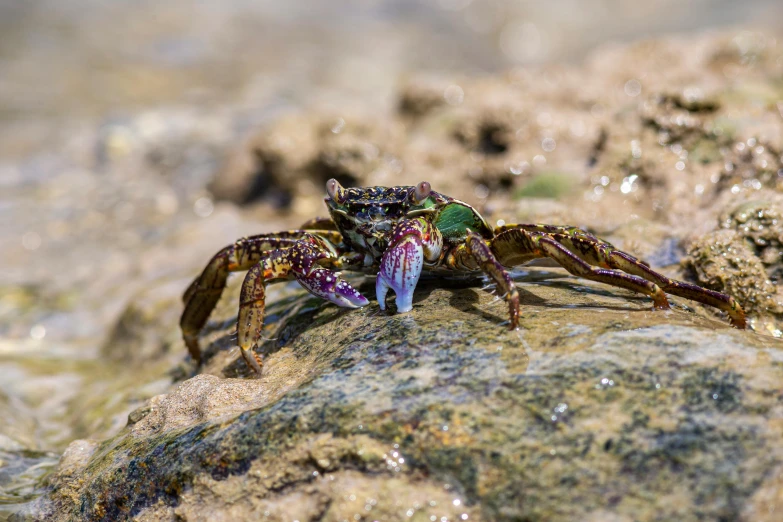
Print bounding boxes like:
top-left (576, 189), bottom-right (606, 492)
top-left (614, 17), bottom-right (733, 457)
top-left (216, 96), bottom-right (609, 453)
top-left (495, 224), bottom-right (601, 242)
top-left (238, 241), bottom-right (368, 374)
top-left (299, 216), bottom-right (339, 231)
top-left (376, 218), bottom-right (443, 313)
top-left (604, 252), bottom-right (745, 327)
top-left (180, 230), bottom-right (343, 366)
top-left (496, 224), bottom-right (746, 328)
top-left (462, 232), bottom-right (521, 329)
top-left (490, 227), bottom-right (671, 310)
top-left (182, 236), bottom-right (303, 365)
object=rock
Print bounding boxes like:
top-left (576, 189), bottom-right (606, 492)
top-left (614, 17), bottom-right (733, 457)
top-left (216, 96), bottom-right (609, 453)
top-left (398, 76), bottom-right (456, 119)
top-left (101, 280), bottom-right (187, 364)
top-left (23, 269), bottom-right (783, 521)
top-left (211, 112), bottom-right (407, 212)
top-left (684, 198), bottom-right (783, 335)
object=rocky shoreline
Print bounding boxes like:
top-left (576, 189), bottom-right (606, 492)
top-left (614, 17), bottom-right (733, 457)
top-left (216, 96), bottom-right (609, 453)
top-left (6, 30), bottom-right (783, 521)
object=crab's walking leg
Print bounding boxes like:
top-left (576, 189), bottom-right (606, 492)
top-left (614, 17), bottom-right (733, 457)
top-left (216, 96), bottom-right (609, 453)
top-left (180, 230), bottom-right (344, 366)
top-left (238, 241), bottom-right (368, 375)
top-left (599, 249), bottom-right (745, 328)
top-left (464, 232), bottom-right (521, 329)
top-left (497, 224), bottom-right (746, 328)
top-left (376, 218), bottom-right (443, 313)
top-left (299, 216), bottom-right (339, 231)
top-left (491, 228), bottom-right (670, 312)
top-left (181, 235), bottom-right (304, 365)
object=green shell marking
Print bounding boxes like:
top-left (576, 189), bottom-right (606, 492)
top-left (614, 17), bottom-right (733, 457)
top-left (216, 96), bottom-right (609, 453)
top-left (435, 202), bottom-right (491, 240)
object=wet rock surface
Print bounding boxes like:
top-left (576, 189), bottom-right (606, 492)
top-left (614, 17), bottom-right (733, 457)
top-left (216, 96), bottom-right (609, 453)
top-left (22, 272), bottom-right (783, 521)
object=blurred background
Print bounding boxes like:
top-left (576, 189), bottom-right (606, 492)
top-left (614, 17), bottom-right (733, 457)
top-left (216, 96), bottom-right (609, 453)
top-left (3, 0), bottom-right (782, 155)
top-left (1, 0), bottom-right (782, 514)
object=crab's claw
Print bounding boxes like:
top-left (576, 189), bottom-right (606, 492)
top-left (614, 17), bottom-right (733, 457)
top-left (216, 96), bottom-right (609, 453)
top-left (296, 268), bottom-right (369, 308)
top-left (376, 234), bottom-right (424, 313)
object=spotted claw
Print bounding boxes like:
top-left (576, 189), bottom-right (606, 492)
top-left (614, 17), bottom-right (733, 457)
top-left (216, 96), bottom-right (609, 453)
top-left (376, 235), bottom-right (424, 313)
top-left (296, 268), bottom-right (369, 308)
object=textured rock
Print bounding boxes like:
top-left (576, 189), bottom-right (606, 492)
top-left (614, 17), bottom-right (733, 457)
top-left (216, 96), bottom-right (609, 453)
top-left (685, 198), bottom-right (783, 335)
top-left (23, 270), bottom-right (783, 521)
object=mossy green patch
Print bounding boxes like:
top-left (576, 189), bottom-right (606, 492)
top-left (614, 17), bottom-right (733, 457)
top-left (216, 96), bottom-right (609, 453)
top-left (514, 172), bottom-right (575, 199)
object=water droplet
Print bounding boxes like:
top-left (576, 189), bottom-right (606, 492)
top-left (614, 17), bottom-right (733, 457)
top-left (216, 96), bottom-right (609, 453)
top-left (624, 79), bottom-right (642, 97)
top-left (631, 140), bottom-right (642, 159)
top-left (331, 118), bottom-right (345, 134)
top-left (30, 325), bottom-right (46, 340)
top-left (194, 197), bottom-right (214, 217)
top-left (444, 85), bottom-right (464, 105)
top-left (473, 184), bottom-right (489, 199)
top-left (22, 232), bottom-right (41, 251)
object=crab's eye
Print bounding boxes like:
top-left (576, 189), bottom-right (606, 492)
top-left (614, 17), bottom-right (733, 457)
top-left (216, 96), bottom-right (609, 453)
top-left (412, 181), bottom-right (431, 204)
top-left (326, 178), bottom-right (346, 204)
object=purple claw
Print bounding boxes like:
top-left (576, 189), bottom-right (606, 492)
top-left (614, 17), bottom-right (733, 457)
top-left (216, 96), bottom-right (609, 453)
top-left (376, 235), bottom-right (423, 313)
top-left (297, 268), bottom-right (369, 308)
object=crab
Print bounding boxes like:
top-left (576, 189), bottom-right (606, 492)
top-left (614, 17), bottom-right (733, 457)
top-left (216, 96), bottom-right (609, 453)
top-left (181, 179), bottom-right (746, 374)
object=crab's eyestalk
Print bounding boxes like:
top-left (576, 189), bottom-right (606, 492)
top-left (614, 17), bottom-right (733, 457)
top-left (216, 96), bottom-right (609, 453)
top-left (411, 181), bottom-right (431, 205)
top-left (326, 178), bottom-right (347, 204)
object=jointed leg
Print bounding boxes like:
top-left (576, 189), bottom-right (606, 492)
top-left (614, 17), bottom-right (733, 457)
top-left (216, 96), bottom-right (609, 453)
top-left (181, 229), bottom-right (348, 366)
top-left (237, 260), bottom-right (278, 374)
top-left (463, 233), bottom-right (520, 329)
top-left (561, 235), bottom-right (746, 328)
top-left (517, 226), bottom-right (745, 327)
top-left (463, 228), bottom-right (667, 327)
top-left (493, 227), bottom-right (669, 308)
top-left (535, 236), bottom-right (671, 309)
top-left (299, 217), bottom-right (339, 231)
top-left (491, 227), bottom-right (669, 308)
top-left (493, 226), bottom-right (746, 328)
top-left (496, 224), bottom-right (602, 243)
top-left (237, 242), bottom-right (368, 375)
top-left (181, 235), bottom-right (305, 365)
